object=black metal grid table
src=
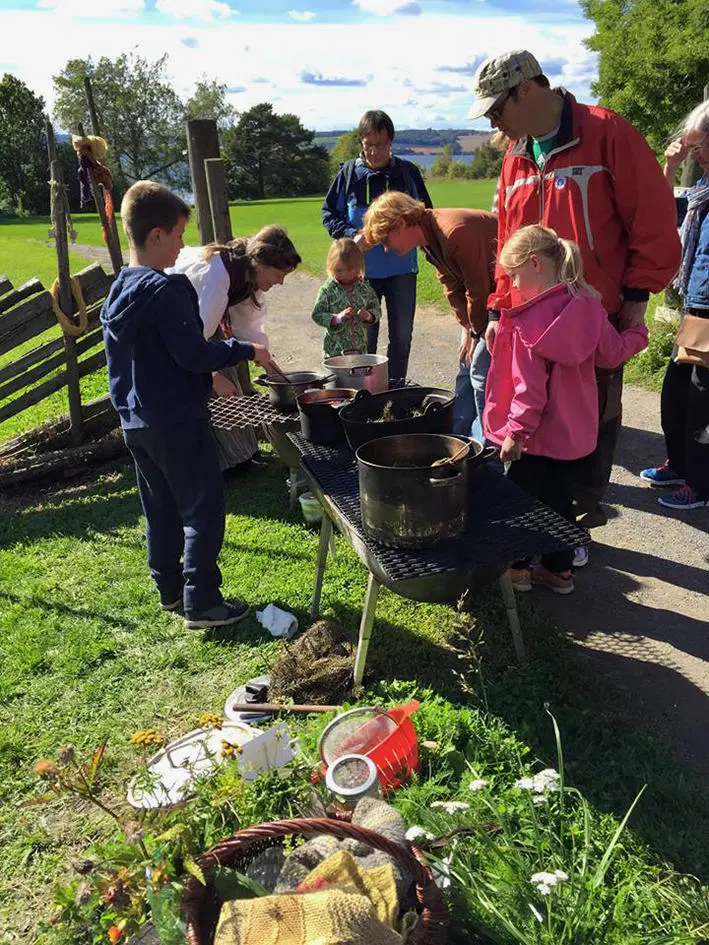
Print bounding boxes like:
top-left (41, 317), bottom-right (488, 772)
top-left (208, 394), bottom-right (298, 431)
top-left (288, 432), bottom-right (589, 682)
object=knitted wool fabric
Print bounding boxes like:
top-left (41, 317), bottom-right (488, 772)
top-left (214, 886), bottom-right (403, 945)
top-left (300, 850), bottom-right (399, 927)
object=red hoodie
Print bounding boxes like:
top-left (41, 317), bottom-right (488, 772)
top-left (488, 93), bottom-right (681, 316)
top-left (483, 284), bottom-right (648, 460)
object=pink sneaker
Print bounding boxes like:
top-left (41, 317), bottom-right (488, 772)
top-left (532, 567), bottom-right (575, 595)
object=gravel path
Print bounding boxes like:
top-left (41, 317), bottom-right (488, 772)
top-left (267, 271), bottom-right (709, 774)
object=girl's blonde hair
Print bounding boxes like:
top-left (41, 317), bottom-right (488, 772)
top-left (499, 225), bottom-right (599, 298)
top-left (326, 238), bottom-right (365, 278)
top-left (362, 191), bottom-right (427, 246)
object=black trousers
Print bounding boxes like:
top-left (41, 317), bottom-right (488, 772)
top-left (367, 273), bottom-right (417, 382)
top-left (661, 356), bottom-right (709, 494)
top-left (572, 366), bottom-right (624, 517)
top-left (508, 453), bottom-right (582, 574)
top-left (123, 419), bottom-right (226, 615)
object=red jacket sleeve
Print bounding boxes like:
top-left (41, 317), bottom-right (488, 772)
top-left (608, 116), bottom-right (681, 294)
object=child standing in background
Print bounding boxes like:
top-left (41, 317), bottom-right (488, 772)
top-left (483, 225), bottom-right (648, 595)
top-left (312, 239), bottom-right (380, 358)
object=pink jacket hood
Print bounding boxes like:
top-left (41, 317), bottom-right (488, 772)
top-left (483, 283), bottom-right (648, 461)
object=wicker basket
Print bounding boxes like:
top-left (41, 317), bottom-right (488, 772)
top-left (183, 817), bottom-right (449, 945)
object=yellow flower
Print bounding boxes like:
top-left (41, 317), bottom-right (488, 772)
top-left (220, 740), bottom-right (243, 758)
top-left (129, 729), bottom-right (164, 748)
top-left (198, 712), bottom-right (223, 730)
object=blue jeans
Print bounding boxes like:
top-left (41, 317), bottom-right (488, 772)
top-left (470, 335), bottom-right (491, 442)
top-left (123, 419), bottom-right (226, 615)
top-left (367, 273), bottom-right (417, 382)
top-left (453, 360), bottom-right (475, 435)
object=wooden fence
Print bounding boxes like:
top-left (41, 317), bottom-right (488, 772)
top-left (0, 263), bottom-right (114, 427)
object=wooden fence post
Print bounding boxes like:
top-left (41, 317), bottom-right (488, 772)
top-left (681, 82), bottom-right (709, 188)
top-left (81, 76), bottom-right (124, 276)
top-left (187, 120), bottom-right (220, 244)
top-left (205, 157), bottom-right (232, 244)
top-left (46, 120), bottom-right (83, 444)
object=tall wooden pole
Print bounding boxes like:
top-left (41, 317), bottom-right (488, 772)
top-left (47, 120), bottom-right (83, 444)
top-left (187, 119), bottom-right (220, 244)
top-left (205, 157), bottom-right (232, 244)
top-left (681, 82), bottom-right (709, 188)
top-left (81, 76), bottom-right (124, 275)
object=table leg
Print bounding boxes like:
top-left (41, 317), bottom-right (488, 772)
top-left (499, 570), bottom-right (526, 661)
top-left (353, 572), bottom-right (381, 687)
top-left (310, 515), bottom-right (333, 619)
top-left (289, 466), bottom-right (300, 510)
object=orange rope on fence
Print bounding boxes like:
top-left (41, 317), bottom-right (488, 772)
top-left (49, 277), bottom-right (89, 337)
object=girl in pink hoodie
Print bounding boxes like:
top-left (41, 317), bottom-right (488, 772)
top-left (483, 225), bottom-right (648, 595)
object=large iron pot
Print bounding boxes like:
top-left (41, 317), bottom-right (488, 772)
top-left (356, 434), bottom-right (473, 549)
top-left (323, 354), bottom-right (389, 394)
top-left (255, 371), bottom-right (334, 410)
top-left (296, 388), bottom-right (357, 445)
top-left (339, 387), bottom-right (454, 452)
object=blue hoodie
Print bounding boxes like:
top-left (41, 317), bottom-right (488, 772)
top-left (100, 267), bottom-right (255, 429)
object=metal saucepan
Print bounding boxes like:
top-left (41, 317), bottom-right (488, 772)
top-left (356, 433), bottom-right (472, 549)
top-left (256, 371), bottom-right (335, 410)
top-left (339, 386), bottom-right (455, 451)
top-left (323, 354), bottom-right (389, 394)
top-left (296, 388), bottom-right (357, 445)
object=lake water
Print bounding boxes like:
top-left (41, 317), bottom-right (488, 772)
top-left (396, 152), bottom-right (474, 169)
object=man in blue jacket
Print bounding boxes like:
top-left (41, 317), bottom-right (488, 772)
top-left (101, 181), bottom-right (271, 629)
top-left (322, 110), bottom-right (432, 381)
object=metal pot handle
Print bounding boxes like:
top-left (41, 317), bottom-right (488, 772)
top-left (428, 471), bottom-right (462, 487)
top-left (254, 375), bottom-right (268, 387)
top-left (481, 445), bottom-right (498, 461)
top-left (321, 373), bottom-right (336, 385)
top-left (348, 365), bottom-right (374, 377)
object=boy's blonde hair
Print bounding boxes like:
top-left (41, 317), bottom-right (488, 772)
top-left (120, 181), bottom-right (190, 248)
top-left (499, 225), bottom-right (599, 298)
top-left (362, 191), bottom-right (427, 246)
top-left (326, 238), bottom-right (364, 278)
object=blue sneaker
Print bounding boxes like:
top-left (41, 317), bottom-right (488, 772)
top-left (657, 485), bottom-right (709, 510)
top-left (639, 460), bottom-right (685, 488)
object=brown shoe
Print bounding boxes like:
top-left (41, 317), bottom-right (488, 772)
top-left (532, 567), bottom-right (575, 595)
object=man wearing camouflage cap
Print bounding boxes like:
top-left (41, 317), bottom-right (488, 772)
top-left (471, 49), bottom-right (680, 540)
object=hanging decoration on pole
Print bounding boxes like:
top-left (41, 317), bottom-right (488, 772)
top-left (72, 135), bottom-right (115, 233)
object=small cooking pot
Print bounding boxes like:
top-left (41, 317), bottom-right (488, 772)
top-left (296, 388), bottom-right (357, 445)
top-left (340, 387), bottom-right (454, 451)
top-left (356, 434), bottom-right (472, 549)
top-left (323, 354), bottom-right (389, 394)
top-left (256, 371), bottom-right (334, 410)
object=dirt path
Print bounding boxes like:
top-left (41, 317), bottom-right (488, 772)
top-left (267, 272), bottom-right (709, 774)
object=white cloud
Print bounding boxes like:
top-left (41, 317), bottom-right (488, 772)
top-left (288, 9), bottom-right (316, 21)
top-left (155, 0), bottom-right (236, 21)
top-left (4, 8), bottom-right (596, 132)
top-left (355, 0), bottom-right (419, 13)
top-left (37, 0), bottom-right (144, 15)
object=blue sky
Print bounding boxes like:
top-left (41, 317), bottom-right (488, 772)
top-left (0, 0), bottom-right (597, 131)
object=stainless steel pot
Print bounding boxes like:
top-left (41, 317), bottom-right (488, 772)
top-left (356, 434), bottom-right (471, 549)
top-left (323, 354), bottom-right (389, 394)
top-left (255, 371), bottom-right (334, 410)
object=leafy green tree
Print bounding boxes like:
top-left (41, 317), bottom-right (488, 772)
top-left (467, 139), bottom-right (504, 180)
top-left (448, 160), bottom-right (468, 179)
top-left (430, 144), bottom-right (453, 178)
top-left (581, 0), bottom-right (709, 151)
top-left (329, 129), bottom-right (359, 175)
top-left (53, 52), bottom-right (187, 195)
top-left (223, 102), bottom-right (330, 199)
top-left (185, 77), bottom-right (235, 127)
top-left (0, 74), bottom-right (48, 215)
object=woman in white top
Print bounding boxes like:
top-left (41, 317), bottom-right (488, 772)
top-left (169, 226), bottom-right (302, 470)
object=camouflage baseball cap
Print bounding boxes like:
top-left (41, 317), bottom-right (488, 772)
top-left (468, 50), bottom-right (542, 119)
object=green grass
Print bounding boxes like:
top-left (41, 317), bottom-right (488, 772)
top-left (1, 451), bottom-right (708, 943)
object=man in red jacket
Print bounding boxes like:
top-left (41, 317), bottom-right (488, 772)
top-left (470, 50), bottom-right (681, 535)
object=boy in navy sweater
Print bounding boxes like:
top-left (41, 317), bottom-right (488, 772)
top-left (101, 181), bottom-right (271, 629)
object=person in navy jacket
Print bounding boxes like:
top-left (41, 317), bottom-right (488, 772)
top-left (322, 110), bottom-right (432, 381)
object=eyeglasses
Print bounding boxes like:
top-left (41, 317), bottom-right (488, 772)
top-left (361, 140), bottom-right (391, 154)
top-left (486, 88), bottom-right (514, 123)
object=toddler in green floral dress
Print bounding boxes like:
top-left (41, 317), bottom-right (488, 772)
top-left (312, 238), bottom-right (380, 357)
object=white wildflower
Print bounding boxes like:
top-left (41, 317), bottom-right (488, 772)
top-left (531, 868), bottom-right (569, 896)
top-left (514, 776), bottom-right (536, 790)
top-left (532, 794), bottom-right (548, 805)
top-left (405, 826), bottom-right (435, 843)
top-left (529, 902), bottom-right (544, 923)
top-left (515, 768), bottom-right (560, 795)
top-left (468, 779), bottom-right (489, 792)
top-left (431, 800), bottom-right (470, 814)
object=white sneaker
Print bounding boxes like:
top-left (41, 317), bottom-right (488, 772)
top-left (573, 546), bottom-right (589, 568)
